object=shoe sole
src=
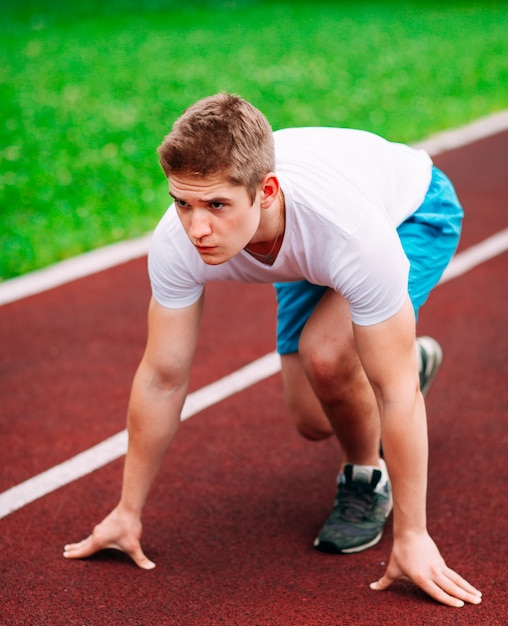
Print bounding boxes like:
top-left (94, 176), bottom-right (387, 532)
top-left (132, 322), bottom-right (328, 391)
top-left (314, 530), bottom-right (384, 554)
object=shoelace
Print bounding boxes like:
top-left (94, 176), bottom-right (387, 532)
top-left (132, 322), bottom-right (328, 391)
top-left (335, 486), bottom-right (376, 523)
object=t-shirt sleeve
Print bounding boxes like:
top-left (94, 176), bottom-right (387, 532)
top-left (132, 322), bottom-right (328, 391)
top-left (147, 208), bottom-right (205, 309)
top-left (332, 213), bottom-right (409, 326)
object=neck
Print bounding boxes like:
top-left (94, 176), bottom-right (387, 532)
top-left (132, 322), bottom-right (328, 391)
top-left (244, 191), bottom-right (285, 265)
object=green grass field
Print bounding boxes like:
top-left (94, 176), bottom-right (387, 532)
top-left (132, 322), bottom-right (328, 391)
top-left (1, 0), bottom-right (507, 280)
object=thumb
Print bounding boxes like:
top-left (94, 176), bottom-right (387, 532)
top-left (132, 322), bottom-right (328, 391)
top-left (370, 572), bottom-right (396, 592)
top-left (129, 545), bottom-right (156, 570)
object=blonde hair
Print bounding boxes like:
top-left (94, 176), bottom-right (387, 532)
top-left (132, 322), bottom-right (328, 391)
top-left (157, 93), bottom-right (275, 201)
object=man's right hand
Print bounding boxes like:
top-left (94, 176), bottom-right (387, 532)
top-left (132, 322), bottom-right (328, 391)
top-left (64, 297), bottom-right (203, 571)
top-left (63, 506), bottom-right (156, 570)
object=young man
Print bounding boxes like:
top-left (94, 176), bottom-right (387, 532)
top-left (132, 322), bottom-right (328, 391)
top-left (64, 93), bottom-right (482, 608)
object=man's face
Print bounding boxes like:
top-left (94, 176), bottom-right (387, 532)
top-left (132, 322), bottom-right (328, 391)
top-left (169, 173), bottom-right (262, 265)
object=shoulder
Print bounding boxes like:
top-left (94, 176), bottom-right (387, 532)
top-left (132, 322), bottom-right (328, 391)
top-left (149, 206), bottom-right (193, 269)
top-left (274, 126), bottom-right (426, 163)
top-left (274, 126), bottom-right (389, 148)
top-left (148, 206), bottom-right (205, 308)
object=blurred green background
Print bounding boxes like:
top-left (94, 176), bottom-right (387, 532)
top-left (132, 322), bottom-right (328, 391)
top-left (1, 0), bottom-right (507, 281)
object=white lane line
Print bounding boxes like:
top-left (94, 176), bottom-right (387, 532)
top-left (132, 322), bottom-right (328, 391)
top-left (0, 234), bottom-right (153, 306)
top-left (0, 352), bottom-right (281, 519)
top-left (1, 108), bottom-right (507, 307)
top-left (413, 109), bottom-right (508, 156)
top-left (2, 111), bottom-right (508, 519)
top-left (1, 231), bottom-right (507, 519)
top-left (439, 227), bottom-right (508, 284)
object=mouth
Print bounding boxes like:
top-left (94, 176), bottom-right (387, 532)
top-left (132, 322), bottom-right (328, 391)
top-left (194, 244), bottom-right (226, 266)
top-left (195, 244), bottom-right (215, 252)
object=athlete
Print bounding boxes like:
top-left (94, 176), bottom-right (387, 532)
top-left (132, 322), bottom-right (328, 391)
top-left (64, 93), bottom-right (482, 608)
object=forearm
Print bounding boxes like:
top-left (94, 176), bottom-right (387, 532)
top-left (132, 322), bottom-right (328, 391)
top-left (373, 393), bottom-right (483, 607)
top-left (380, 391), bottom-right (429, 537)
top-left (118, 362), bottom-right (188, 517)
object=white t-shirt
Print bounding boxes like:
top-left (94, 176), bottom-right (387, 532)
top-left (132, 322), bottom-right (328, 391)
top-left (148, 127), bottom-right (432, 325)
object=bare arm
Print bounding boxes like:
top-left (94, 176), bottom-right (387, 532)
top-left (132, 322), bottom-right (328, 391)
top-left (64, 295), bottom-right (203, 568)
top-left (354, 296), bottom-right (481, 607)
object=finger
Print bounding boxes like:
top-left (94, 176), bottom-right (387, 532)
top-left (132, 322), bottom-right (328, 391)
top-left (433, 569), bottom-right (482, 606)
top-left (63, 536), bottom-right (97, 559)
top-left (101, 534), bottom-right (156, 570)
top-left (418, 578), bottom-right (470, 608)
top-left (64, 537), bottom-right (156, 570)
top-left (443, 567), bottom-right (482, 600)
top-left (412, 571), bottom-right (481, 609)
top-left (128, 545), bottom-right (156, 570)
top-left (370, 571), bottom-right (398, 592)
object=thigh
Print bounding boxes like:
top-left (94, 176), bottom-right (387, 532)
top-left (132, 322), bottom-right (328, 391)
top-left (298, 289), bottom-right (361, 384)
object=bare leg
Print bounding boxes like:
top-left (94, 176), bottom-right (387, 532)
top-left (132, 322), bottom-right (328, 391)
top-left (281, 289), bottom-right (380, 467)
top-left (280, 352), bottom-right (333, 441)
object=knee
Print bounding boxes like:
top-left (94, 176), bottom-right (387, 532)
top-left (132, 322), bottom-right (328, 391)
top-left (300, 337), bottom-right (359, 402)
top-left (299, 425), bottom-right (334, 442)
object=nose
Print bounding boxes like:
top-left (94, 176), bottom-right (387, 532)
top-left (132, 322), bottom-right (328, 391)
top-left (188, 208), bottom-right (212, 240)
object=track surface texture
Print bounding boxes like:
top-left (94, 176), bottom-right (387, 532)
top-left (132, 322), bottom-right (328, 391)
top-left (1, 128), bottom-right (507, 625)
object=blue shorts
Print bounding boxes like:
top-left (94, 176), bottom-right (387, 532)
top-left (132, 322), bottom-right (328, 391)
top-left (275, 167), bottom-right (464, 354)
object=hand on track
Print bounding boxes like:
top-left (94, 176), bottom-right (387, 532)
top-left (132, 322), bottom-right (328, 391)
top-left (370, 531), bottom-right (481, 607)
top-left (63, 506), bottom-right (155, 570)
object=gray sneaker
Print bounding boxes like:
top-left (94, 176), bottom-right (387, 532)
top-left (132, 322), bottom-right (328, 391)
top-left (314, 461), bottom-right (392, 554)
top-left (417, 336), bottom-right (443, 398)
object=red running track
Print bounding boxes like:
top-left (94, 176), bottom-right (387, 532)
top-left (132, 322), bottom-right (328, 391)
top-left (1, 129), bottom-right (507, 625)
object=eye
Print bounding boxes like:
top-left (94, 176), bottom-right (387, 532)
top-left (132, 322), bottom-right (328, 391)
top-left (176, 199), bottom-right (188, 208)
top-left (209, 201), bottom-right (224, 210)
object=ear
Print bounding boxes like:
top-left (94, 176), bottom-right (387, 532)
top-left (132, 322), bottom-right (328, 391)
top-left (259, 173), bottom-right (280, 209)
